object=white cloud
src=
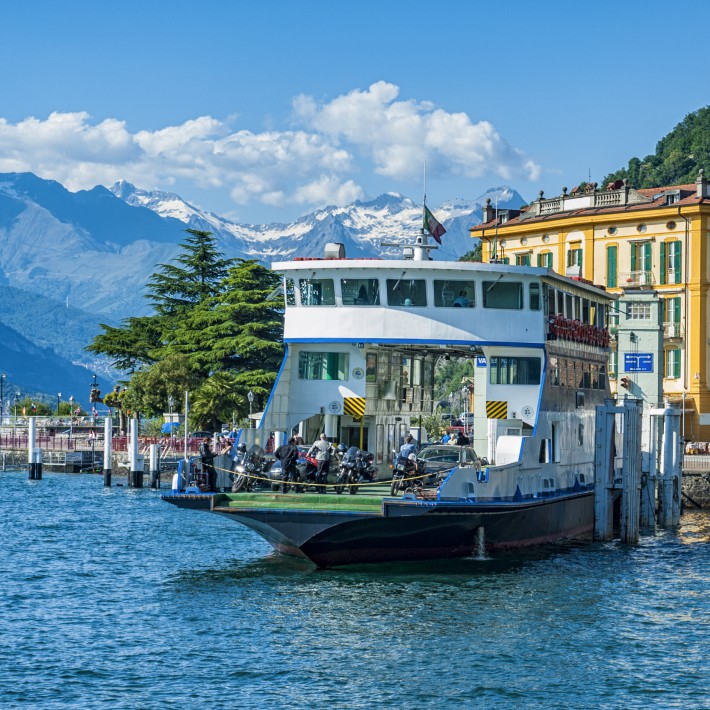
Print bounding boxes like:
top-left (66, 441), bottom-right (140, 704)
top-left (0, 84), bottom-right (540, 216)
top-left (294, 81), bottom-right (540, 183)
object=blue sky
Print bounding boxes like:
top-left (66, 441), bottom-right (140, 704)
top-left (1, 0), bottom-right (709, 223)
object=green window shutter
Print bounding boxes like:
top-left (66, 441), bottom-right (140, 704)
top-left (607, 246), bottom-right (617, 287)
top-left (673, 350), bottom-right (681, 379)
top-left (630, 245), bottom-right (637, 272)
top-left (673, 296), bottom-right (680, 322)
top-left (673, 241), bottom-right (682, 284)
top-left (659, 242), bottom-right (666, 285)
top-left (643, 242), bottom-right (652, 272)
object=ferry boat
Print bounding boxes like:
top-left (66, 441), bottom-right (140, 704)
top-left (163, 229), bottom-right (615, 567)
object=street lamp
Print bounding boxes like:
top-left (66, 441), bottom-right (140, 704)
top-left (57, 392), bottom-right (62, 415)
top-left (69, 396), bottom-right (74, 440)
top-left (0, 373), bottom-right (5, 422)
top-left (247, 391), bottom-right (254, 428)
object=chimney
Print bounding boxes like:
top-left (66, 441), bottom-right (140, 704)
top-left (696, 168), bottom-right (707, 199)
top-left (482, 197), bottom-right (495, 223)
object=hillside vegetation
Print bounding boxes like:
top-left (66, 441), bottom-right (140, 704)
top-left (602, 106), bottom-right (710, 189)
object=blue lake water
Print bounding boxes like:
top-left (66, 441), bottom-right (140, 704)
top-left (0, 470), bottom-right (708, 709)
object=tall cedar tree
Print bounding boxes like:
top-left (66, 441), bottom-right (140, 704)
top-left (85, 315), bottom-right (163, 372)
top-left (171, 259), bottom-right (284, 405)
top-left (146, 228), bottom-right (232, 318)
top-left (86, 229), bottom-right (232, 371)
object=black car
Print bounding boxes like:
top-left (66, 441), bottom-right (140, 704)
top-left (416, 444), bottom-right (482, 478)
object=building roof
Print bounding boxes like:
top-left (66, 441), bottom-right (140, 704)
top-left (470, 182), bottom-right (705, 232)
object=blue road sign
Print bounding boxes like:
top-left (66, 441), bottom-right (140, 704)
top-left (624, 353), bottom-right (653, 373)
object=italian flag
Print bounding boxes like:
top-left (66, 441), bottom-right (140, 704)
top-left (424, 205), bottom-right (446, 244)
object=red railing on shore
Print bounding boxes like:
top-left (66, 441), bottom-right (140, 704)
top-left (0, 434), bottom-right (203, 455)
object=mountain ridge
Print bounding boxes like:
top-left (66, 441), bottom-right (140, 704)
top-left (0, 172), bottom-right (525, 405)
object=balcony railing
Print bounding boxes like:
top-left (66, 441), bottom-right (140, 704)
top-left (620, 270), bottom-right (656, 287)
top-left (663, 322), bottom-right (684, 340)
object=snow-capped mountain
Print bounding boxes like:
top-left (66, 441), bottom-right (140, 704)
top-left (0, 172), bottom-right (525, 402)
top-left (111, 180), bottom-right (524, 263)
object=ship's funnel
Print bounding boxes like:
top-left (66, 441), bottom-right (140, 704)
top-left (324, 242), bottom-right (345, 259)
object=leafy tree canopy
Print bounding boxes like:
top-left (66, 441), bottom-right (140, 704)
top-left (459, 242), bottom-right (482, 262)
top-left (602, 105), bottom-right (710, 188)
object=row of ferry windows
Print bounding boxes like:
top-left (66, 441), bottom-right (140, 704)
top-left (549, 357), bottom-right (607, 390)
top-left (286, 277), bottom-right (542, 310)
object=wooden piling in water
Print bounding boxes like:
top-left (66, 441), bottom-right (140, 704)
top-left (620, 399), bottom-right (642, 543)
top-left (103, 415), bottom-right (112, 487)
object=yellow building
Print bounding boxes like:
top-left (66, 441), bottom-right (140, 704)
top-left (470, 173), bottom-right (710, 440)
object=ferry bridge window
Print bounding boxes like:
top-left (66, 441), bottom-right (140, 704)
top-left (489, 357), bottom-right (541, 385)
top-left (299, 278), bottom-right (335, 306)
top-left (284, 278), bottom-right (296, 306)
top-left (434, 280), bottom-right (475, 307)
top-left (386, 278), bottom-right (427, 307)
top-left (341, 278), bottom-right (380, 306)
top-left (298, 352), bottom-right (349, 380)
top-left (529, 283), bottom-right (541, 310)
top-left (482, 280), bottom-right (523, 309)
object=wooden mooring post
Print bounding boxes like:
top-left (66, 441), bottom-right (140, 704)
top-left (103, 415), bottom-right (112, 487)
top-left (149, 444), bottom-right (160, 489)
top-left (595, 398), bottom-right (682, 543)
top-left (594, 398), bottom-right (642, 543)
top-left (653, 405), bottom-right (683, 527)
top-left (27, 416), bottom-right (43, 480)
top-left (127, 417), bottom-right (144, 488)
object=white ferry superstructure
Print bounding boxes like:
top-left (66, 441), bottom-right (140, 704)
top-left (165, 241), bottom-right (616, 567)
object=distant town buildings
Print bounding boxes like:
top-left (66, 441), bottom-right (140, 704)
top-left (470, 172), bottom-right (710, 440)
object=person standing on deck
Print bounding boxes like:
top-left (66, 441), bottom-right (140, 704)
top-left (308, 433), bottom-right (332, 494)
top-left (274, 436), bottom-right (299, 493)
top-left (199, 437), bottom-right (217, 492)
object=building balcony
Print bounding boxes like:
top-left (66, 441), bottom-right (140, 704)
top-left (663, 322), bottom-right (684, 341)
top-left (620, 270), bottom-right (655, 288)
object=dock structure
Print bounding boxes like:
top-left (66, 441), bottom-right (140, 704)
top-left (594, 397), bottom-right (683, 542)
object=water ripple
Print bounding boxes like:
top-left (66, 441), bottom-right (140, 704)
top-left (0, 471), bottom-right (708, 709)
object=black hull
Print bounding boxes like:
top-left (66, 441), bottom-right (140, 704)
top-left (195, 492), bottom-right (595, 567)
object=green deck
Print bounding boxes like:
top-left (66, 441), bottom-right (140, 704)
top-left (213, 486), bottom-right (391, 513)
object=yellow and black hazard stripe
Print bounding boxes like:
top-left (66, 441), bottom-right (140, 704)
top-left (486, 400), bottom-right (508, 419)
top-left (343, 396), bottom-right (366, 420)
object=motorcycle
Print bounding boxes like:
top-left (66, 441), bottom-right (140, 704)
top-left (335, 446), bottom-right (376, 494)
top-left (390, 451), bottom-right (424, 496)
top-left (293, 453), bottom-right (319, 492)
top-left (231, 444), bottom-right (267, 492)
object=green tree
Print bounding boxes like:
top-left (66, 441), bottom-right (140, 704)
top-left (146, 229), bottom-right (232, 319)
top-left (459, 242), bottom-right (482, 262)
top-left (121, 354), bottom-right (201, 418)
top-left (86, 316), bottom-right (162, 372)
top-left (602, 105), bottom-right (710, 188)
top-left (189, 371), bottom-right (243, 431)
top-left (172, 259), bottom-right (284, 385)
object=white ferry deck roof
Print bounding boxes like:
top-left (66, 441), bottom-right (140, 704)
top-left (272, 258), bottom-right (615, 299)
